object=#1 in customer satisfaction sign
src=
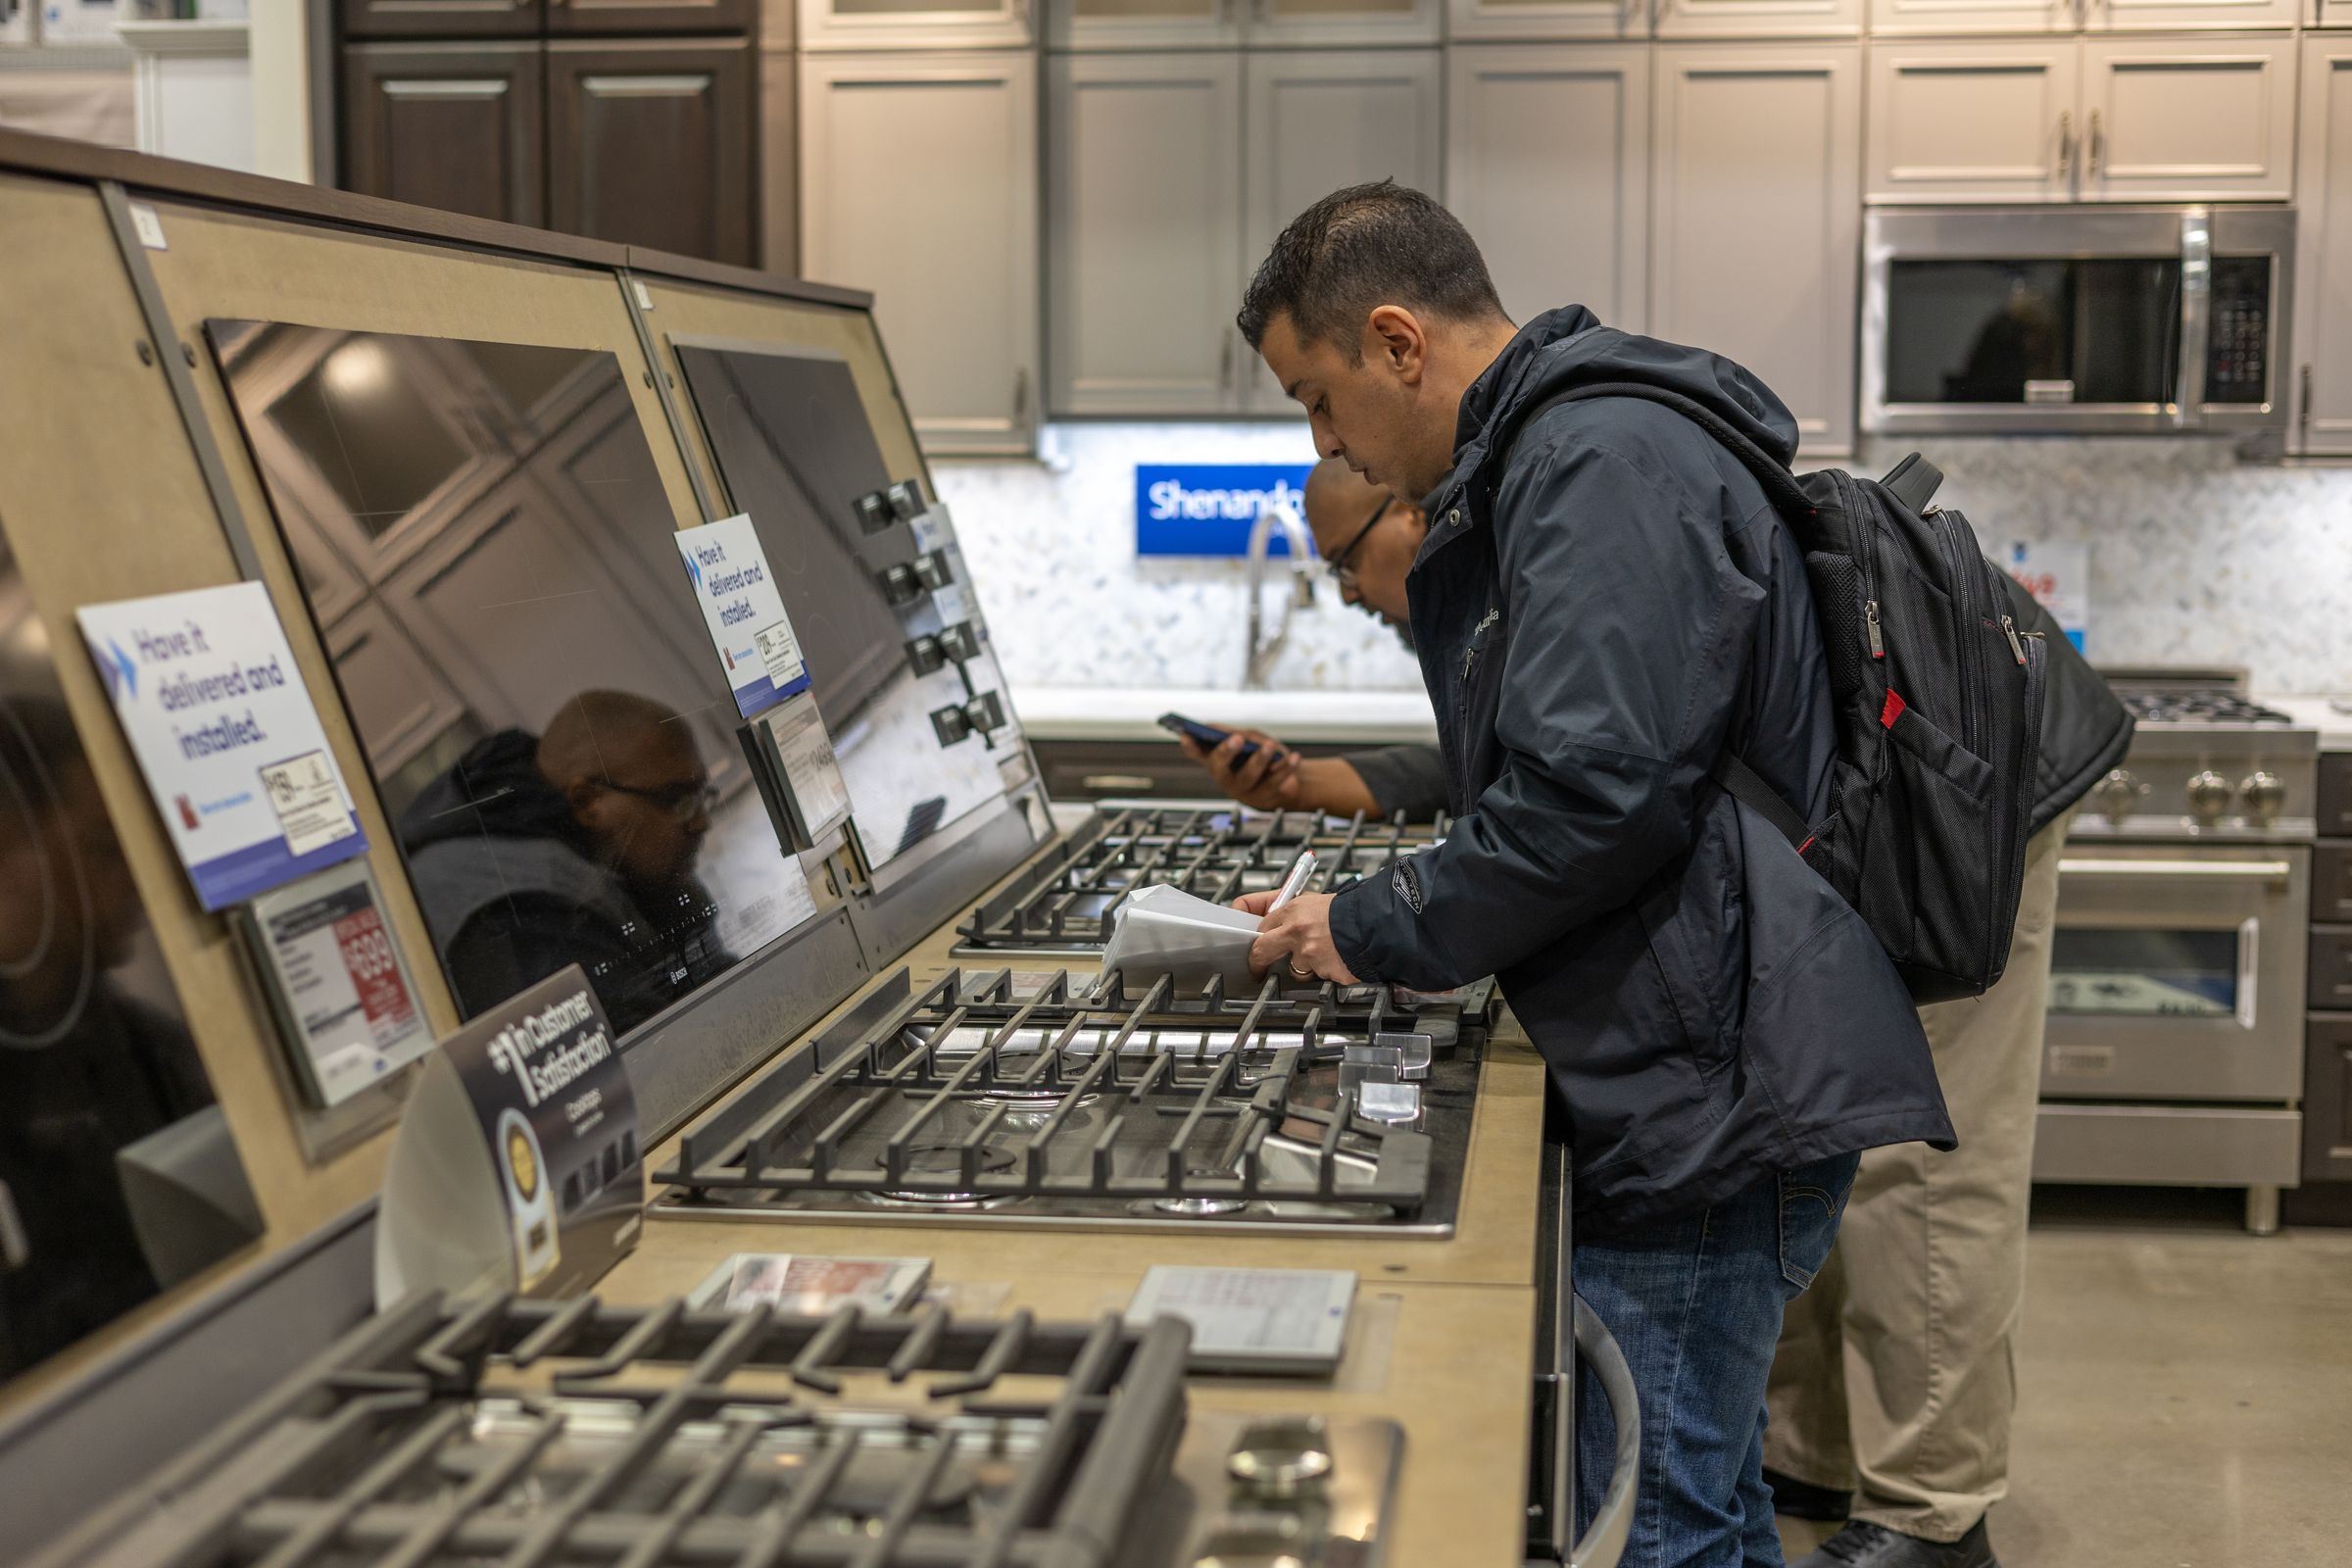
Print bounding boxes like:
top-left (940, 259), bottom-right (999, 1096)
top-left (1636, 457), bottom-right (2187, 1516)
top-left (77, 581), bottom-right (368, 911)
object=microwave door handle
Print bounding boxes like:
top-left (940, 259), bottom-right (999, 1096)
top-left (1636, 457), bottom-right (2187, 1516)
top-left (2237, 916), bottom-right (2258, 1032)
top-left (2177, 209), bottom-right (2213, 430)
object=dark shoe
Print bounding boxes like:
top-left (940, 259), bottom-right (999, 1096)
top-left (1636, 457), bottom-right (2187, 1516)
top-left (1763, 1466), bottom-right (1852, 1523)
top-left (1790, 1519), bottom-right (1998, 1568)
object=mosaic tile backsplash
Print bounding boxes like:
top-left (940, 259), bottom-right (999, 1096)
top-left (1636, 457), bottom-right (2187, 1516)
top-left (935, 424), bottom-right (2352, 695)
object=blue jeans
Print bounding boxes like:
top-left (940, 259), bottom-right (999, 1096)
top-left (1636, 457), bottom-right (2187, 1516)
top-left (1575, 1152), bottom-right (1862, 1568)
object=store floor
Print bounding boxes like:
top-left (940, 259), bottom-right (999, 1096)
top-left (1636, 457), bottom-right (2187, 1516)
top-left (1775, 1188), bottom-right (2352, 1567)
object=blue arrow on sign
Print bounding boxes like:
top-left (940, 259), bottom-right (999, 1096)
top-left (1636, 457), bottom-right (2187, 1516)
top-left (103, 638), bottom-right (137, 700)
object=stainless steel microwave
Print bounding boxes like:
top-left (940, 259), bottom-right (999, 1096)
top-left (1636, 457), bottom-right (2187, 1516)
top-left (1861, 206), bottom-right (2295, 440)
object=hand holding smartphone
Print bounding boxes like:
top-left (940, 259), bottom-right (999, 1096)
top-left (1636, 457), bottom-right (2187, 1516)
top-left (1158, 711), bottom-right (1263, 760)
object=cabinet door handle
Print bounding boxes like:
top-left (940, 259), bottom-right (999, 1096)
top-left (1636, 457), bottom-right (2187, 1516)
top-left (2303, 364), bottom-right (2315, 437)
top-left (1082, 774), bottom-right (1156, 793)
top-left (2087, 109), bottom-right (2102, 177)
top-left (1012, 366), bottom-right (1029, 423)
top-left (2056, 110), bottom-right (2073, 182)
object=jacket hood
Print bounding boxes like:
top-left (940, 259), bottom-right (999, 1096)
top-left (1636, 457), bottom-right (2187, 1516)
top-left (398, 728), bottom-right (586, 856)
top-left (1437, 306), bottom-right (1800, 510)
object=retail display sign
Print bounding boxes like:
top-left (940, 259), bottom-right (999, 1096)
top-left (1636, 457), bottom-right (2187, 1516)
top-left (675, 513), bottom-right (810, 719)
top-left (75, 581), bottom-right (368, 911)
top-left (236, 859), bottom-right (433, 1108)
top-left (1135, 464), bottom-right (1315, 558)
top-left (2003, 540), bottom-right (2090, 652)
top-left (375, 966), bottom-right (642, 1305)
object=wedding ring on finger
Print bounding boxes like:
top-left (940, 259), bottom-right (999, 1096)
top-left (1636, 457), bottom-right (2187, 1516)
top-left (1287, 960), bottom-right (1313, 980)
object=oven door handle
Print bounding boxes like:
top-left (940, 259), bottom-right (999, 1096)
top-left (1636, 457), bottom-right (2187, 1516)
top-left (2058, 858), bottom-right (2293, 881)
top-left (2238, 915), bottom-right (2259, 1031)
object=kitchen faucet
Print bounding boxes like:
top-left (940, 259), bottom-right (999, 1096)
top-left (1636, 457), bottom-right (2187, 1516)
top-left (1243, 501), bottom-right (1316, 689)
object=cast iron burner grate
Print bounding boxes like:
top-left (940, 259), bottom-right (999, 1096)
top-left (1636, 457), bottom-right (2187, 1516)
top-left (41, 1291), bottom-right (1193, 1568)
top-left (954, 805), bottom-right (1453, 956)
top-left (2117, 691), bottom-right (2295, 726)
top-left (656, 966), bottom-right (1444, 1214)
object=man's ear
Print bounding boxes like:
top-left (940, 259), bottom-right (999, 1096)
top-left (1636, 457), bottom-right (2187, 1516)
top-left (1365, 306), bottom-right (1427, 385)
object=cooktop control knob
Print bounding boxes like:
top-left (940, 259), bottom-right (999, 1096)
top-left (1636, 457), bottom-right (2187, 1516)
top-left (2241, 770), bottom-right (2286, 825)
top-left (2186, 770), bottom-right (2235, 824)
top-left (2093, 768), bottom-right (2146, 824)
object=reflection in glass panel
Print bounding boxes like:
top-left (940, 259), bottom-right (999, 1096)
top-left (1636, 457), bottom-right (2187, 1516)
top-left (206, 321), bottom-right (816, 1038)
top-left (1886, 259), bottom-right (2182, 407)
top-left (0, 525), bottom-right (263, 1382)
top-left (673, 344), bottom-right (1019, 873)
top-left (2047, 928), bottom-right (2237, 1019)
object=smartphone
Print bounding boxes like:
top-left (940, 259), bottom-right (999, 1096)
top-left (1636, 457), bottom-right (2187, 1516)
top-left (1158, 711), bottom-right (1266, 761)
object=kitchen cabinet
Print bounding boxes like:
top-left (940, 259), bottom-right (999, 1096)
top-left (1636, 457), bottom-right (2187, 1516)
top-left (1867, 36), bottom-right (2289, 203)
top-left (1445, 43), bottom-right (1648, 330)
top-left (342, 42), bottom-right (547, 227)
top-left (341, 0), bottom-right (542, 41)
top-left (2087, 0), bottom-right (2299, 29)
top-left (547, 38), bottom-right (754, 262)
top-left (549, 0), bottom-right (753, 31)
top-left (801, 51), bottom-right (1038, 453)
top-left (1044, 0), bottom-right (1435, 48)
top-left (2327, 0), bottom-right (2352, 25)
top-left (796, 0), bottom-right (1030, 52)
top-left (2077, 36), bottom-right (2294, 201)
top-left (1046, 52), bottom-right (1243, 416)
top-left (1241, 49), bottom-right (1444, 412)
top-left (1656, 0), bottom-right (1861, 39)
top-left (1651, 42), bottom-right (1860, 455)
top-left (1866, 0), bottom-right (2072, 34)
top-left (760, 48), bottom-right (796, 270)
top-left (2295, 38), bottom-right (2352, 456)
top-left (1446, 0), bottom-right (1643, 45)
top-left (1865, 39), bottom-right (2077, 201)
top-left (2305, 1018), bottom-right (2352, 1183)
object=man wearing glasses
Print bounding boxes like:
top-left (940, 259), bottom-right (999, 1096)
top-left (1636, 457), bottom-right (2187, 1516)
top-left (1178, 456), bottom-right (1447, 822)
top-left (399, 688), bottom-right (731, 1032)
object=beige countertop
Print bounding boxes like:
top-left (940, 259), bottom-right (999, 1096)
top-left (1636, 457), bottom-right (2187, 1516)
top-left (1012, 685), bottom-right (1438, 747)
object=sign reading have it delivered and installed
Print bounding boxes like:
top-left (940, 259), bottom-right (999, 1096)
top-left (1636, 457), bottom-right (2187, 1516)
top-left (1135, 464), bottom-right (1315, 558)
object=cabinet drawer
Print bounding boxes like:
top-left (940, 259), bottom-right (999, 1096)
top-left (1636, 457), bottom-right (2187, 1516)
top-left (2312, 926), bottom-right (2352, 1011)
top-left (2307, 1016), bottom-right (2352, 1183)
top-left (343, 0), bottom-right (542, 40)
top-left (2316, 843), bottom-right (2352, 925)
top-left (2321, 754), bottom-right (2352, 837)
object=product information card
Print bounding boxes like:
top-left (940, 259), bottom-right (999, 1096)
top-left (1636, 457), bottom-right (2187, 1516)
top-left (77, 582), bottom-right (368, 911)
top-left (242, 860), bottom-right (434, 1107)
top-left (675, 514), bottom-right (810, 720)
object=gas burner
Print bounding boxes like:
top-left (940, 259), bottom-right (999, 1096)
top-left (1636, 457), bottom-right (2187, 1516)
top-left (654, 965), bottom-right (1484, 1236)
top-left (955, 804), bottom-right (1458, 960)
top-left (2118, 690), bottom-right (2295, 726)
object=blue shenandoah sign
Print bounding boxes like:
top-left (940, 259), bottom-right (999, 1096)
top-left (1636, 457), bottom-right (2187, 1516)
top-left (1134, 464), bottom-right (1316, 558)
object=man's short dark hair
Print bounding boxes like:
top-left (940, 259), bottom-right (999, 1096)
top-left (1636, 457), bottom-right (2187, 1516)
top-left (1237, 180), bottom-right (1507, 359)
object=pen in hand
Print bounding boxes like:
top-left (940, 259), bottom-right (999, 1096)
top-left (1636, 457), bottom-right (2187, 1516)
top-left (1267, 850), bottom-right (1318, 914)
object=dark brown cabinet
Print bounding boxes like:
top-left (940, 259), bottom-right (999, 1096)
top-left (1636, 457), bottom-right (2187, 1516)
top-left (546, 0), bottom-right (751, 34)
top-left (2306, 1019), bottom-right (2352, 1184)
top-left (547, 39), bottom-right (753, 262)
top-left (343, 43), bottom-right (546, 226)
top-left (342, 0), bottom-right (544, 40)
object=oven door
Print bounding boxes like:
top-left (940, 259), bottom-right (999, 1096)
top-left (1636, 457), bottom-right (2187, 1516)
top-left (2042, 846), bottom-right (2308, 1102)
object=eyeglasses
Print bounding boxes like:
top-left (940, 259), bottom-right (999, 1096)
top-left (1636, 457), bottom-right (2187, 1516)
top-left (603, 778), bottom-right (719, 823)
top-left (1325, 496), bottom-right (1392, 592)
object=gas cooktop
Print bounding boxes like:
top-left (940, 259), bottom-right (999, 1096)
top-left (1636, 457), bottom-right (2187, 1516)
top-left (2116, 690), bottom-right (2295, 727)
top-left (654, 965), bottom-right (1487, 1237)
top-left (28, 1290), bottom-right (1401, 1568)
top-left (955, 804), bottom-right (1453, 959)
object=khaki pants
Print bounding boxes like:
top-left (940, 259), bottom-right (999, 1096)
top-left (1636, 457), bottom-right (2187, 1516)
top-left (1765, 812), bottom-right (2071, 1544)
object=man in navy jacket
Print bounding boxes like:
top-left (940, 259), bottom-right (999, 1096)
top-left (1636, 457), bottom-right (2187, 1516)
top-left (1233, 179), bottom-right (1954, 1568)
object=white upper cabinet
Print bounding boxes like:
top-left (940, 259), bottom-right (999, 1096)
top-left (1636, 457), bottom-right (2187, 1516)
top-left (2295, 38), bottom-right (2352, 454)
top-left (2077, 37), bottom-right (2296, 200)
top-left (1046, 0), bottom-right (1434, 48)
top-left (1446, 0), bottom-right (1645, 45)
top-left (1866, 39), bottom-right (2078, 201)
top-left (1651, 42), bottom-right (1862, 455)
top-left (799, 0), bottom-right (1033, 50)
top-left (1867, 0), bottom-right (2075, 34)
top-left (1242, 49), bottom-right (1446, 410)
top-left (1046, 52), bottom-right (1245, 416)
top-left (2083, 0), bottom-right (2299, 30)
top-left (1446, 44), bottom-right (1650, 330)
top-left (800, 52), bottom-right (1040, 453)
top-left (1657, 0), bottom-right (1860, 39)
top-left (2326, 0), bottom-right (2352, 27)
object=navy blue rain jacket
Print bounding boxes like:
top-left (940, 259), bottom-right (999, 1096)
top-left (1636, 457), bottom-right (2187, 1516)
top-left (1328, 307), bottom-right (1956, 1225)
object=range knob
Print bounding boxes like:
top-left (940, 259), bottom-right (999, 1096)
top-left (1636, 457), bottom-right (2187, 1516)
top-left (2093, 768), bottom-right (2147, 824)
top-left (2241, 770), bottom-right (2286, 825)
top-left (2186, 770), bottom-right (2235, 825)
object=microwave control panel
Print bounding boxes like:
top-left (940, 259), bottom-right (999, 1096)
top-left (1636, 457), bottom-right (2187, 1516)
top-left (2206, 256), bottom-right (2272, 406)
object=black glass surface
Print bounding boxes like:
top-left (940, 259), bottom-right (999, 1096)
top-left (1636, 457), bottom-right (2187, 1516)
top-left (2047, 928), bottom-right (2237, 1018)
top-left (206, 322), bottom-right (814, 1038)
top-left (673, 344), bottom-right (1018, 873)
top-left (1886, 259), bottom-right (2183, 407)
top-left (0, 522), bottom-right (262, 1383)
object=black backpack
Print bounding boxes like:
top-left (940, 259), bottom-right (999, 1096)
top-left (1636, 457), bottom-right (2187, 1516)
top-left (1509, 383), bottom-right (2048, 1004)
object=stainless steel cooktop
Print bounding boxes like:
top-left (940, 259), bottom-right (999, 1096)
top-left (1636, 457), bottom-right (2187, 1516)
top-left (2077, 667), bottom-right (2318, 844)
top-left (653, 966), bottom-right (1490, 1238)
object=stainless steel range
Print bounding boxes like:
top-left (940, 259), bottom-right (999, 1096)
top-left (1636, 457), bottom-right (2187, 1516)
top-left (654, 965), bottom-right (1492, 1238)
top-left (24, 1289), bottom-right (1406, 1568)
top-left (2038, 668), bottom-right (2317, 1233)
top-left (953, 804), bottom-right (1451, 961)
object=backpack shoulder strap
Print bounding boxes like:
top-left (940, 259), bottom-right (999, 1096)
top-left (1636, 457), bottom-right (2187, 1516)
top-left (1496, 378), bottom-right (1818, 853)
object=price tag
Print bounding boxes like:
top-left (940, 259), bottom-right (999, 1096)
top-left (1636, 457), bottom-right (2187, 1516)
top-left (239, 860), bottom-right (433, 1107)
top-left (127, 201), bottom-right (167, 251)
